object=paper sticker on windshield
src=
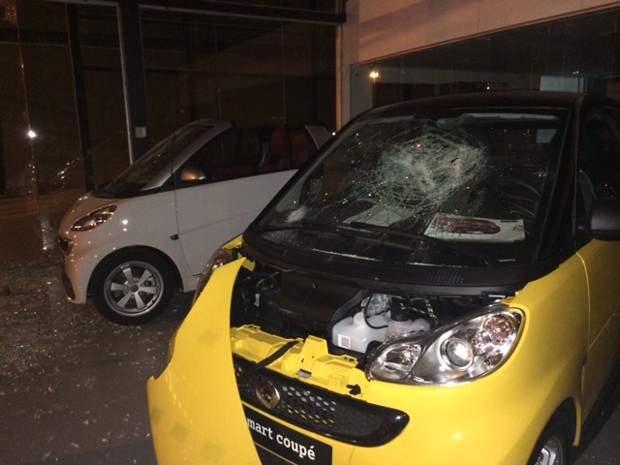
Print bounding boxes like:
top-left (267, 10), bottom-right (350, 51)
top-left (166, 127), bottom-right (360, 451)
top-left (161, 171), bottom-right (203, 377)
top-left (424, 214), bottom-right (525, 242)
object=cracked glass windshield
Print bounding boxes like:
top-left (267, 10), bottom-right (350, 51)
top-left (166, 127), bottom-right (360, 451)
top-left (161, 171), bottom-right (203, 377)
top-left (257, 108), bottom-right (566, 266)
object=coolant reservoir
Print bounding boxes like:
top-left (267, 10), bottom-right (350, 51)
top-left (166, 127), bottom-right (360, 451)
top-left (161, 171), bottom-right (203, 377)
top-left (386, 304), bottom-right (432, 340)
top-left (386, 317), bottom-right (431, 340)
top-left (332, 312), bottom-right (389, 353)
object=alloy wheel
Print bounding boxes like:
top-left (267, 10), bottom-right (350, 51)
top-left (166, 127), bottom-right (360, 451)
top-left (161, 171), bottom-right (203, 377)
top-left (535, 436), bottom-right (565, 465)
top-left (103, 260), bottom-right (164, 317)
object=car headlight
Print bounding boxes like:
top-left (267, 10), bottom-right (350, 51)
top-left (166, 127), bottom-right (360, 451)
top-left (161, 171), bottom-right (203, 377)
top-left (192, 245), bottom-right (239, 304)
top-left (71, 205), bottom-right (117, 231)
top-left (366, 303), bottom-right (523, 385)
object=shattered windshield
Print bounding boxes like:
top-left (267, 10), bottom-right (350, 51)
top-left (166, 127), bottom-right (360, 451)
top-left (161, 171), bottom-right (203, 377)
top-left (256, 108), bottom-right (566, 266)
top-left (97, 125), bottom-right (211, 196)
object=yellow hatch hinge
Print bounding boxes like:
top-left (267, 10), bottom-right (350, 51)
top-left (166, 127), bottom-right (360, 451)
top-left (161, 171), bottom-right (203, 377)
top-left (231, 326), bottom-right (370, 398)
top-left (296, 335), bottom-right (369, 397)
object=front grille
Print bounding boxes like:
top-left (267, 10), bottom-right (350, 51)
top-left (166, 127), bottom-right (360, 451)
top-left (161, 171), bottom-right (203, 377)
top-left (256, 446), bottom-right (293, 465)
top-left (234, 355), bottom-right (408, 447)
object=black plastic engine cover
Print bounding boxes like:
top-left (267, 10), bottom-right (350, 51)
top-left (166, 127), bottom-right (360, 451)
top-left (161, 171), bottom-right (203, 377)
top-left (274, 272), bottom-right (360, 331)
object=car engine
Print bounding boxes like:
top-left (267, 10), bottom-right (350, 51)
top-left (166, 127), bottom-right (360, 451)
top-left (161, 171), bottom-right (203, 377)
top-left (230, 260), bottom-right (495, 364)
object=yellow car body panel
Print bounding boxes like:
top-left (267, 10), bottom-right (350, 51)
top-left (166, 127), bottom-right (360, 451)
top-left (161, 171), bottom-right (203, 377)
top-left (577, 240), bottom-right (620, 416)
top-left (148, 259), bottom-right (260, 465)
top-left (148, 241), bottom-right (620, 465)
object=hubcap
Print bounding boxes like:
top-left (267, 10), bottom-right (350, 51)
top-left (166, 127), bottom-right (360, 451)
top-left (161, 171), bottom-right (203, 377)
top-left (535, 436), bottom-right (564, 465)
top-left (103, 261), bottom-right (164, 317)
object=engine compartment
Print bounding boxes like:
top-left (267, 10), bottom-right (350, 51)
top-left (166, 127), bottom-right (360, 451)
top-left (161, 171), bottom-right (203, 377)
top-left (230, 260), bottom-right (497, 363)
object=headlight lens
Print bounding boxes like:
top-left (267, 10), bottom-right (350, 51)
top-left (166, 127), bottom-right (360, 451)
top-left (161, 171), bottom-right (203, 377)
top-left (442, 337), bottom-right (474, 368)
top-left (372, 342), bottom-right (422, 381)
top-left (192, 246), bottom-right (238, 304)
top-left (71, 205), bottom-right (117, 231)
top-left (366, 304), bottom-right (522, 385)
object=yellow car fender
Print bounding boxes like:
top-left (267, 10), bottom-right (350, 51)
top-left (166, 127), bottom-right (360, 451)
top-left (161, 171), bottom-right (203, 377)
top-left (148, 258), bottom-right (258, 465)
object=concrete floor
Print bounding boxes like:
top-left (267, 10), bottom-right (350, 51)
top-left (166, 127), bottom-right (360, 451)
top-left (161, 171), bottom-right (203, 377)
top-left (0, 256), bottom-right (190, 465)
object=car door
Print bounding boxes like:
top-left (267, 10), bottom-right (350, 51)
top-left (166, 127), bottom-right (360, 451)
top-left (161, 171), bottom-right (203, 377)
top-left (577, 103), bottom-right (620, 417)
top-left (174, 127), bottom-right (297, 277)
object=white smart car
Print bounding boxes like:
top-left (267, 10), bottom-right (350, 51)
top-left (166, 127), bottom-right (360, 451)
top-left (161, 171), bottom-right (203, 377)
top-left (58, 119), bottom-right (330, 324)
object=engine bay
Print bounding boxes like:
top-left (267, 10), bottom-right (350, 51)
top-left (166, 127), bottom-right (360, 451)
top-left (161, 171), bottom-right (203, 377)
top-left (230, 260), bottom-right (497, 364)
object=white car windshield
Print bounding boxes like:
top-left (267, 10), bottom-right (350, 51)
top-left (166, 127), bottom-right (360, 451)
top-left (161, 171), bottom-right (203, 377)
top-left (97, 124), bottom-right (211, 196)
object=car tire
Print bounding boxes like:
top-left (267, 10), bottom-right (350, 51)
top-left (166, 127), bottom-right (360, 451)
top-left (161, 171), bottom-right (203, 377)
top-left (528, 416), bottom-right (571, 465)
top-left (90, 249), bottom-right (175, 325)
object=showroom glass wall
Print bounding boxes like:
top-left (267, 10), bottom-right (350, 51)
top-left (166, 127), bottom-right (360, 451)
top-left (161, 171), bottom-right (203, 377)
top-left (0, 1), bottom-right (336, 199)
top-left (350, 8), bottom-right (620, 118)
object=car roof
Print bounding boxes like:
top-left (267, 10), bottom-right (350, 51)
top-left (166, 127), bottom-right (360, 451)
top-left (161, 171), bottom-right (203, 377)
top-left (362, 91), bottom-right (591, 120)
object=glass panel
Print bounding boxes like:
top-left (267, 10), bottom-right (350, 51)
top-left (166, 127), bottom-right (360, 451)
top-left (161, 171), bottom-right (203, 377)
top-left (117, 125), bottom-right (209, 188)
top-left (140, 8), bottom-right (336, 148)
top-left (0, 19), bottom-right (30, 197)
top-left (282, 22), bottom-right (336, 126)
top-left (220, 0), bottom-right (339, 13)
top-left (351, 8), bottom-right (620, 116)
top-left (0, 0), bottom-right (84, 263)
top-left (186, 128), bottom-right (252, 182)
top-left (77, 4), bottom-right (129, 186)
top-left (20, 41), bottom-right (83, 194)
top-left (260, 108), bottom-right (566, 266)
top-left (1, 1), bottom-right (83, 197)
top-left (580, 106), bottom-right (620, 198)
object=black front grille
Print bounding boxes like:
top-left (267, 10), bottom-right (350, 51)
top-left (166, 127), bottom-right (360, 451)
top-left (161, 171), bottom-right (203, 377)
top-left (234, 355), bottom-right (408, 447)
top-left (256, 446), bottom-right (291, 465)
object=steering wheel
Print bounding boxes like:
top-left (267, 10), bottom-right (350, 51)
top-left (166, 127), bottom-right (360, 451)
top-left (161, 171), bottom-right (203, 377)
top-left (495, 176), bottom-right (542, 221)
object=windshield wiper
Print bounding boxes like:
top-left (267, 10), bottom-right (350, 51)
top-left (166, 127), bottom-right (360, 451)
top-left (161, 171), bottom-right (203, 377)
top-left (256, 220), bottom-right (495, 266)
top-left (255, 220), bottom-right (335, 235)
top-left (346, 221), bottom-right (496, 266)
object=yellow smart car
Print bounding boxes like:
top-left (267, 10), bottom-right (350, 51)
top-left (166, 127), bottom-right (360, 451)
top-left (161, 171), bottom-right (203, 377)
top-left (148, 92), bottom-right (620, 465)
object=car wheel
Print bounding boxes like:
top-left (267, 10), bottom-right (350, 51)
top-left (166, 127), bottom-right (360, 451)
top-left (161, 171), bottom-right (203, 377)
top-left (528, 418), bottom-right (570, 465)
top-left (91, 250), bottom-right (175, 325)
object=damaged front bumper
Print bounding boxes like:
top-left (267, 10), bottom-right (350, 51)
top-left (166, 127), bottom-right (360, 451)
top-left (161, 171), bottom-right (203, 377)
top-left (147, 258), bottom-right (552, 465)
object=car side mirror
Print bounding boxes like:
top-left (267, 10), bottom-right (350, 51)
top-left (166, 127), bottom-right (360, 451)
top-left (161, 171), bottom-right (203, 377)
top-left (590, 198), bottom-right (620, 241)
top-left (180, 166), bottom-right (207, 182)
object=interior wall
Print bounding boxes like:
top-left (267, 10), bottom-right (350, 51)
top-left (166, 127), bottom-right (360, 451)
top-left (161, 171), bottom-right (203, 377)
top-left (340, 0), bottom-right (620, 124)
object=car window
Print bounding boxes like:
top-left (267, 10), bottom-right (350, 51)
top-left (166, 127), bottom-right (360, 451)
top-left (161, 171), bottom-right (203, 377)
top-left (176, 125), bottom-right (325, 189)
top-left (257, 127), bottom-right (292, 174)
top-left (255, 109), bottom-right (567, 267)
top-left (179, 128), bottom-right (257, 184)
top-left (579, 107), bottom-right (620, 199)
top-left (289, 128), bottom-right (316, 168)
top-left (98, 124), bottom-right (211, 196)
top-left (257, 126), bottom-right (324, 173)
